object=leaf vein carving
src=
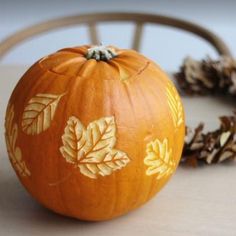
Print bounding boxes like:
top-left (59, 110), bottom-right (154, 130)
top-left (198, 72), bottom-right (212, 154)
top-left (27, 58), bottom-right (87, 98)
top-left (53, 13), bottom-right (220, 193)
top-left (22, 93), bottom-right (66, 135)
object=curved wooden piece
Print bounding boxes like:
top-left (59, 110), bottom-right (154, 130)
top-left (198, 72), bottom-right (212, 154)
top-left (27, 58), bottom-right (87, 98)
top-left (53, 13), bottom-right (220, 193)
top-left (0, 12), bottom-right (232, 60)
top-left (132, 22), bottom-right (144, 51)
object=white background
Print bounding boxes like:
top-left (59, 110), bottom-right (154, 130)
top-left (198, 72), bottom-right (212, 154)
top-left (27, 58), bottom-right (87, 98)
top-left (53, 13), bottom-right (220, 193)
top-left (0, 0), bottom-right (236, 71)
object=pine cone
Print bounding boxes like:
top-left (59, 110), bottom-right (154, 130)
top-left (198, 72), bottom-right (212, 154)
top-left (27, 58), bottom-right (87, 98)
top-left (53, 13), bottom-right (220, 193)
top-left (175, 56), bottom-right (236, 96)
top-left (181, 112), bottom-right (236, 166)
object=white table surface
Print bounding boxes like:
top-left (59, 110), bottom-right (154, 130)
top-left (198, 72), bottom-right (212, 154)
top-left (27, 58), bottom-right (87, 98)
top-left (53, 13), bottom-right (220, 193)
top-left (0, 65), bottom-right (236, 236)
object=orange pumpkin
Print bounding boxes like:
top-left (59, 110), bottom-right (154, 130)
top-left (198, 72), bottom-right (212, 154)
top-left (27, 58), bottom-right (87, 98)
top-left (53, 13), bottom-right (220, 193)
top-left (5, 45), bottom-right (185, 221)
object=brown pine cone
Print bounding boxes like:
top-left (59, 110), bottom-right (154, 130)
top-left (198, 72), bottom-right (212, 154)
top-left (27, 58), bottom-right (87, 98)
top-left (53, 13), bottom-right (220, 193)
top-left (181, 112), bottom-right (236, 166)
top-left (175, 56), bottom-right (236, 96)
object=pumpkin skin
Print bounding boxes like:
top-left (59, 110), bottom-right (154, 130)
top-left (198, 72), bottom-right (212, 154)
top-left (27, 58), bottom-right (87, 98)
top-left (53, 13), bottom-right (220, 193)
top-left (5, 45), bottom-right (185, 221)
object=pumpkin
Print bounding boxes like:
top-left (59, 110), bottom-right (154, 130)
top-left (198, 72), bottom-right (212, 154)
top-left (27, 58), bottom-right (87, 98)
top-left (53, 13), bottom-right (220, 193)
top-left (5, 45), bottom-right (185, 221)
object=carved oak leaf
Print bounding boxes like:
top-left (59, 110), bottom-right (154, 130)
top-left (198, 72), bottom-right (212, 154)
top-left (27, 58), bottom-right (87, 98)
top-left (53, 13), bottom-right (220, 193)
top-left (5, 104), bottom-right (31, 177)
top-left (166, 82), bottom-right (183, 128)
top-left (22, 93), bottom-right (65, 135)
top-left (60, 116), bottom-right (130, 179)
top-left (144, 138), bottom-right (175, 180)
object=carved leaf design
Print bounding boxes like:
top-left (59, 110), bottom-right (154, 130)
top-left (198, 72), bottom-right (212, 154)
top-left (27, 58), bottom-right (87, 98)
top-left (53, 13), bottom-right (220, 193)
top-left (144, 138), bottom-right (175, 180)
top-left (5, 104), bottom-right (31, 177)
top-left (60, 116), bottom-right (87, 164)
top-left (166, 82), bottom-right (183, 128)
top-left (79, 149), bottom-right (130, 179)
top-left (60, 116), bottom-right (130, 179)
top-left (22, 93), bottom-right (65, 135)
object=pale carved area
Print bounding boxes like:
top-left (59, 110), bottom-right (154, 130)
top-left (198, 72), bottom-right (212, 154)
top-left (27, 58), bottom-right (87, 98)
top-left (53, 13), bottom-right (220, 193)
top-left (166, 82), bottom-right (184, 129)
top-left (20, 89), bottom-right (178, 181)
top-left (15, 85), bottom-right (182, 180)
top-left (144, 138), bottom-right (175, 180)
top-left (5, 104), bottom-right (31, 177)
top-left (143, 83), bottom-right (183, 180)
top-left (21, 93), bottom-right (66, 135)
top-left (60, 116), bottom-right (130, 179)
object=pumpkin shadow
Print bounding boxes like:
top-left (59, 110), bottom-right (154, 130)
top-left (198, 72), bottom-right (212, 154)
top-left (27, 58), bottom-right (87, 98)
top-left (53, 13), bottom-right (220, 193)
top-left (0, 161), bottom-right (94, 228)
top-left (0, 168), bottom-right (163, 231)
top-left (0, 160), bottom-right (138, 232)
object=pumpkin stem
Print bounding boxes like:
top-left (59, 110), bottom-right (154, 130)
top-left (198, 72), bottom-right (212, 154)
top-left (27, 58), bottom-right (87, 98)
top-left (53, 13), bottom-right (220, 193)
top-left (86, 45), bottom-right (117, 61)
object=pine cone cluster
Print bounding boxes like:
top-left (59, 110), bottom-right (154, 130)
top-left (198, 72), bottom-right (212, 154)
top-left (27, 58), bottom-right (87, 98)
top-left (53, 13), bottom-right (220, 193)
top-left (175, 56), bottom-right (236, 96)
top-left (181, 113), bottom-right (236, 166)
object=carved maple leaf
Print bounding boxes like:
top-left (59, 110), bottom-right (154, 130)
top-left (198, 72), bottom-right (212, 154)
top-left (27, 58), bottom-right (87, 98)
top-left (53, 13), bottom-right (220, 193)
top-left (60, 116), bottom-right (130, 179)
top-left (144, 138), bottom-right (175, 180)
